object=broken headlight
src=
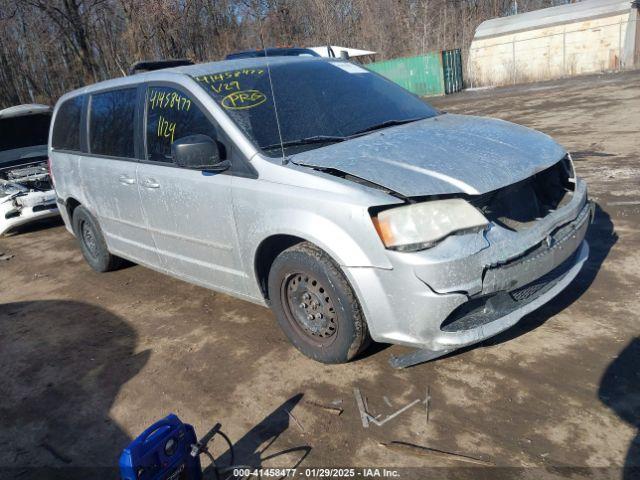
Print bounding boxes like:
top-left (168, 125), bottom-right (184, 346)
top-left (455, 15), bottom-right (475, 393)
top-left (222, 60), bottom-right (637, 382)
top-left (372, 199), bottom-right (488, 251)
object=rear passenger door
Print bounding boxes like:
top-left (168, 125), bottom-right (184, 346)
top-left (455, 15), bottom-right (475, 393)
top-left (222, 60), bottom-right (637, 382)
top-left (137, 84), bottom-right (245, 293)
top-left (83, 87), bottom-right (159, 267)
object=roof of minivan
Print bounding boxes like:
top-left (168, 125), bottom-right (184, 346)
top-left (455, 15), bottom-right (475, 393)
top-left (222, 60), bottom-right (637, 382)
top-left (225, 47), bottom-right (320, 59)
top-left (59, 56), bottom-right (327, 100)
top-left (154, 55), bottom-right (322, 76)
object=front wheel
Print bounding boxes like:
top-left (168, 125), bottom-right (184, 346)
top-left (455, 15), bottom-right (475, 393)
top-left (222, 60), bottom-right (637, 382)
top-left (268, 242), bottom-right (370, 363)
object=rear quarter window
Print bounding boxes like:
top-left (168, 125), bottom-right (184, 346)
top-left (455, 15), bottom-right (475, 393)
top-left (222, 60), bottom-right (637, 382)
top-left (89, 88), bottom-right (137, 158)
top-left (52, 96), bottom-right (83, 151)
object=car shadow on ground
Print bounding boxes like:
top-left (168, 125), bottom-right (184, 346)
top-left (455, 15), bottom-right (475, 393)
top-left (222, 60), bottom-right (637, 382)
top-left (599, 338), bottom-right (640, 479)
top-left (3, 215), bottom-right (65, 236)
top-left (202, 393), bottom-right (310, 479)
top-left (0, 300), bottom-right (149, 479)
top-left (357, 340), bottom-right (391, 361)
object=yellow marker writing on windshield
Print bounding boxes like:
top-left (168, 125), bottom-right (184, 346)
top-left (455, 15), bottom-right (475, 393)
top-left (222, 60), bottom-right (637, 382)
top-left (221, 90), bottom-right (266, 110)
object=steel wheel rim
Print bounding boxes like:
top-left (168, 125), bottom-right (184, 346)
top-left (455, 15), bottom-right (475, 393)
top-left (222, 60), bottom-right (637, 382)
top-left (81, 220), bottom-right (99, 258)
top-left (281, 272), bottom-right (338, 346)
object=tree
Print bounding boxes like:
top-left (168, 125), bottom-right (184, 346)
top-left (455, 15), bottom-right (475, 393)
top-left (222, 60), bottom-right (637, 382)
top-left (0, 0), bottom-right (567, 108)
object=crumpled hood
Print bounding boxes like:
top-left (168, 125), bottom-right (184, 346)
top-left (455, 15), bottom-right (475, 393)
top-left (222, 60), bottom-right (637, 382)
top-left (290, 113), bottom-right (566, 196)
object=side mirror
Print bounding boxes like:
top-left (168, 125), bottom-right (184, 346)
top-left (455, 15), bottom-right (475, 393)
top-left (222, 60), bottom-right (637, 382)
top-left (172, 134), bottom-right (229, 172)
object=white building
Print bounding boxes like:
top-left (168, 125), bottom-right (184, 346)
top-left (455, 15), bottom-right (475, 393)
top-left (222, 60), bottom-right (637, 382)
top-left (468, 0), bottom-right (640, 87)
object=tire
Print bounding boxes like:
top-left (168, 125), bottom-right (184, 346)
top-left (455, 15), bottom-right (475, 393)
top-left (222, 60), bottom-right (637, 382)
top-left (72, 206), bottom-right (124, 272)
top-left (268, 242), bottom-right (370, 363)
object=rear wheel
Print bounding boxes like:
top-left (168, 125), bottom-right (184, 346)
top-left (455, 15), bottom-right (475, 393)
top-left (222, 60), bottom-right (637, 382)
top-left (268, 242), bottom-right (370, 363)
top-left (72, 206), bottom-right (124, 272)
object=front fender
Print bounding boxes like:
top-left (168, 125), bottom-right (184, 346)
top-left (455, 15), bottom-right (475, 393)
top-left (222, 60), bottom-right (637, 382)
top-left (232, 179), bottom-right (394, 300)
top-left (246, 209), bottom-right (392, 301)
top-left (254, 208), bottom-right (392, 269)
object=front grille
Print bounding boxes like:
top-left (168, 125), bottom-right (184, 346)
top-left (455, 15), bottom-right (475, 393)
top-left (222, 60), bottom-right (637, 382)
top-left (509, 249), bottom-right (578, 302)
top-left (509, 281), bottom-right (546, 303)
top-left (468, 157), bottom-right (574, 231)
top-left (440, 249), bottom-right (580, 332)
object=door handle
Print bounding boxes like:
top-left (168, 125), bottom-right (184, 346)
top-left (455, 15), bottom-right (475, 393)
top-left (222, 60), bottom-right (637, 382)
top-left (142, 178), bottom-right (160, 189)
top-left (118, 174), bottom-right (136, 185)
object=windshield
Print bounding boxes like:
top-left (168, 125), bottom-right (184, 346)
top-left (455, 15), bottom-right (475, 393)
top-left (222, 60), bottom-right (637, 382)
top-left (0, 113), bottom-right (51, 152)
top-left (193, 59), bottom-right (439, 157)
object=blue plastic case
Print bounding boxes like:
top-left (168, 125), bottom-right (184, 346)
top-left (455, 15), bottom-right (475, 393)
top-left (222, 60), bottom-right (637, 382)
top-left (119, 414), bottom-right (202, 480)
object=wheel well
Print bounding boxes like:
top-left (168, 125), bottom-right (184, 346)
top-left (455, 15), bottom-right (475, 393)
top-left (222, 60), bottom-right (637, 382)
top-left (66, 197), bottom-right (81, 221)
top-left (255, 235), bottom-right (305, 301)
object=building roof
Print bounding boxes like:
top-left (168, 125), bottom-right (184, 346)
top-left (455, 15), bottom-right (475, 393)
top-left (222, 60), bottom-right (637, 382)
top-left (474, 0), bottom-right (635, 39)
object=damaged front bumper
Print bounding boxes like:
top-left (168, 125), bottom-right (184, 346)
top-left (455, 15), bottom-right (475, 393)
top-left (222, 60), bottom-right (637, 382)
top-left (0, 190), bottom-right (59, 235)
top-left (345, 178), bottom-right (593, 368)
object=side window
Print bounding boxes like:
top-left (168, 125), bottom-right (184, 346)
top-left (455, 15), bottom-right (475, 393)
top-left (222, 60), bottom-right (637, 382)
top-left (146, 86), bottom-right (218, 163)
top-left (52, 96), bottom-right (83, 151)
top-left (89, 88), bottom-right (137, 158)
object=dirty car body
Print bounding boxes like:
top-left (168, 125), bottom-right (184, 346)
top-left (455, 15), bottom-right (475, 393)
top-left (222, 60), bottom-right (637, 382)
top-left (0, 104), bottom-right (57, 236)
top-left (49, 57), bottom-right (591, 367)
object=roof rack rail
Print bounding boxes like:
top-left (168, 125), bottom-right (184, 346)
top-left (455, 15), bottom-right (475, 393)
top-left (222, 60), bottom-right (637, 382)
top-left (129, 59), bottom-right (194, 75)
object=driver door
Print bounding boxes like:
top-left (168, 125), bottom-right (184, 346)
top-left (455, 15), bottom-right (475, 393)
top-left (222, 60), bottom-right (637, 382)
top-left (137, 84), bottom-right (245, 294)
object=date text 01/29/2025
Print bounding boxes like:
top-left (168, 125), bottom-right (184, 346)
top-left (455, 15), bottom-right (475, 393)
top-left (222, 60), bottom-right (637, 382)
top-left (231, 468), bottom-right (401, 478)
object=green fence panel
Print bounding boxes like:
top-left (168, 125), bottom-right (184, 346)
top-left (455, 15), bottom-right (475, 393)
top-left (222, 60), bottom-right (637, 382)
top-left (367, 53), bottom-right (445, 97)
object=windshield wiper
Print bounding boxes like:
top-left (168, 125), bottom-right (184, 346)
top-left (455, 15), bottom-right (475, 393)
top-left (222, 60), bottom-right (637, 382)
top-left (260, 118), bottom-right (427, 152)
top-left (261, 135), bottom-right (347, 151)
top-left (347, 117), bottom-right (427, 138)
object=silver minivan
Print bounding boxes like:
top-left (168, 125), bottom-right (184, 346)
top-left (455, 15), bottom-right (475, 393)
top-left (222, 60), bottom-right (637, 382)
top-left (50, 57), bottom-right (592, 368)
